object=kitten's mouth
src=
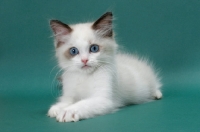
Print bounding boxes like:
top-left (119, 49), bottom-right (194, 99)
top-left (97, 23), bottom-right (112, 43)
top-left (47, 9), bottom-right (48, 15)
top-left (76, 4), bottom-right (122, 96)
top-left (82, 65), bottom-right (91, 69)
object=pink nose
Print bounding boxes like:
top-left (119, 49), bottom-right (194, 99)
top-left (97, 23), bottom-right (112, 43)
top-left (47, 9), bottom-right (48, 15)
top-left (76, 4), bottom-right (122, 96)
top-left (81, 59), bottom-right (88, 65)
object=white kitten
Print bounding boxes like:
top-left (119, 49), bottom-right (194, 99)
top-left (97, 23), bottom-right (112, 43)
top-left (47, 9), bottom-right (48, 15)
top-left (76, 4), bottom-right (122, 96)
top-left (48, 12), bottom-right (162, 122)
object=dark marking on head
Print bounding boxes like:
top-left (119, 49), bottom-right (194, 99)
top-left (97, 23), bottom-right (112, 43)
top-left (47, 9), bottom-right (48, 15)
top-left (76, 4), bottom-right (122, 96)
top-left (56, 41), bottom-right (65, 48)
top-left (64, 48), bottom-right (75, 59)
top-left (92, 12), bottom-right (113, 37)
top-left (50, 20), bottom-right (72, 34)
top-left (50, 20), bottom-right (72, 48)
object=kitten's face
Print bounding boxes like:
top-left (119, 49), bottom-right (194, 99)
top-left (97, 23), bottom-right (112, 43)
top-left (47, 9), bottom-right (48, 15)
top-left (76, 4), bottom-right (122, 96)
top-left (50, 12), bottom-right (117, 73)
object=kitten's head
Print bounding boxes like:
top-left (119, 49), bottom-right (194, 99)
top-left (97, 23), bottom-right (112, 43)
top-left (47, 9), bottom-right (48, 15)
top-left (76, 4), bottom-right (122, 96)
top-left (50, 12), bottom-right (117, 73)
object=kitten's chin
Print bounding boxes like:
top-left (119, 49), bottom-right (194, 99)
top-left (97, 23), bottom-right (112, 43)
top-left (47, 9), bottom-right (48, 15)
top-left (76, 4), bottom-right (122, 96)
top-left (79, 65), bottom-right (96, 73)
top-left (62, 65), bottom-right (97, 74)
top-left (81, 65), bottom-right (91, 69)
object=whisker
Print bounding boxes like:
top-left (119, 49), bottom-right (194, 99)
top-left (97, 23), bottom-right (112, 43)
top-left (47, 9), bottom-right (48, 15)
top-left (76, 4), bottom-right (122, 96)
top-left (50, 64), bottom-right (75, 98)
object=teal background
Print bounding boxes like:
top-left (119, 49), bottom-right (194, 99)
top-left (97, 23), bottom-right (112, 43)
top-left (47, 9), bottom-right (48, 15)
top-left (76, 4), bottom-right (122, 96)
top-left (1, 0), bottom-right (200, 131)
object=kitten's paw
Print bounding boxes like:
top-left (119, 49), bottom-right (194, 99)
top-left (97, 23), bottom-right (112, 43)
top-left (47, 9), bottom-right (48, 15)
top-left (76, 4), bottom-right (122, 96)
top-left (48, 105), bottom-right (61, 118)
top-left (56, 108), bottom-right (79, 122)
top-left (154, 90), bottom-right (162, 100)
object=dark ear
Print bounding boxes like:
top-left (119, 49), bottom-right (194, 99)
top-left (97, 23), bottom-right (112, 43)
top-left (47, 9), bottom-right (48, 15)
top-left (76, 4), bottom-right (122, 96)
top-left (50, 20), bottom-right (72, 47)
top-left (92, 12), bottom-right (113, 37)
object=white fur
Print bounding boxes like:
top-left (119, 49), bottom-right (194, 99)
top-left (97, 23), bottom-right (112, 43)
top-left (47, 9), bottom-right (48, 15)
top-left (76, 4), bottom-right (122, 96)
top-left (48, 20), bottom-right (162, 122)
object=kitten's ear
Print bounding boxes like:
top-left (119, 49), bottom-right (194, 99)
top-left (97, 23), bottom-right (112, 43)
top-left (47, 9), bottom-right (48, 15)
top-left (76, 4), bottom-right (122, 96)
top-left (92, 12), bottom-right (113, 37)
top-left (50, 20), bottom-right (72, 47)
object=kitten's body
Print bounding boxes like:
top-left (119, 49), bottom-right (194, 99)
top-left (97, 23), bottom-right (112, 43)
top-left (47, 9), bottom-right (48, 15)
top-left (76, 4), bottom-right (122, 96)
top-left (48, 12), bottom-right (162, 122)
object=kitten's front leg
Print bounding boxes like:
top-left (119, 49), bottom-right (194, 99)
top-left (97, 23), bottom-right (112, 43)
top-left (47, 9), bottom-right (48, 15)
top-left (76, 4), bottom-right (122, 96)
top-left (48, 98), bottom-right (74, 118)
top-left (56, 97), bottom-right (114, 122)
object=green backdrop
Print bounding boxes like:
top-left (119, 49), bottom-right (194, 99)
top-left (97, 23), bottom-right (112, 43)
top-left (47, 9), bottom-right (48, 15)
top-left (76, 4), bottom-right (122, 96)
top-left (1, 0), bottom-right (200, 131)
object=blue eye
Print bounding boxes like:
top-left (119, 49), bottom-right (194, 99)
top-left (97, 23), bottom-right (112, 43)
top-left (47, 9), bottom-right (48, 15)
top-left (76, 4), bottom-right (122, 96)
top-left (90, 44), bottom-right (99, 53)
top-left (69, 47), bottom-right (79, 55)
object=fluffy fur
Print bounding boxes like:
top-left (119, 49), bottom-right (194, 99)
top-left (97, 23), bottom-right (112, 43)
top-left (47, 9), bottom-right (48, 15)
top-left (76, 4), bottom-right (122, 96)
top-left (48, 12), bottom-right (162, 122)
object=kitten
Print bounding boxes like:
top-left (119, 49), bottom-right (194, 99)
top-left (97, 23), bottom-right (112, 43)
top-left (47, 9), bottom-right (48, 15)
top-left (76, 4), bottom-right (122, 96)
top-left (48, 12), bottom-right (162, 122)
